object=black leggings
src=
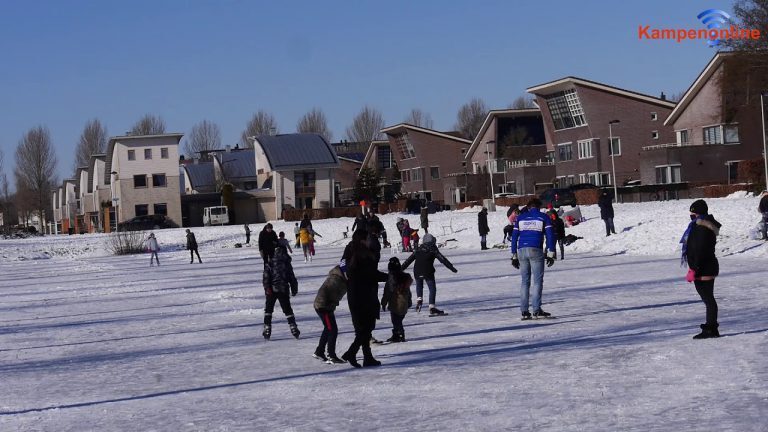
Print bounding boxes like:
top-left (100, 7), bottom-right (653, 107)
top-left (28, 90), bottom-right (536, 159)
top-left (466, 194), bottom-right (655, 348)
top-left (694, 279), bottom-right (718, 326)
top-left (316, 309), bottom-right (339, 356)
top-left (264, 292), bottom-right (294, 323)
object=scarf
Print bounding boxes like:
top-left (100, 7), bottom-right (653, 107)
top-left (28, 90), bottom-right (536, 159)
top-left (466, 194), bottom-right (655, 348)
top-left (679, 216), bottom-right (701, 266)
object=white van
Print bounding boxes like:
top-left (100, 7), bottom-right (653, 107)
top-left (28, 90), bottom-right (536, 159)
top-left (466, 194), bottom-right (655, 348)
top-left (203, 206), bottom-right (229, 226)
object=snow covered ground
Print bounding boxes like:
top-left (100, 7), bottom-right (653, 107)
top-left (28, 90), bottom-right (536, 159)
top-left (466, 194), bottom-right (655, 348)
top-left (1, 195), bottom-right (767, 431)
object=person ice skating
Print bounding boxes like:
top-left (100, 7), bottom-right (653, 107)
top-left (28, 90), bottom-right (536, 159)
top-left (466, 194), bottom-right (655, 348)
top-left (401, 233), bottom-right (458, 316)
top-left (294, 222), bottom-right (301, 248)
top-left (681, 199), bottom-right (722, 339)
top-left (478, 207), bottom-right (490, 250)
top-left (352, 212), bottom-right (367, 232)
top-left (309, 229), bottom-right (322, 257)
top-left (410, 229), bottom-right (420, 250)
top-left (313, 265), bottom-right (349, 364)
top-left (262, 246), bottom-right (300, 340)
top-left (299, 227), bottom-right (313, 262)
top-left (244, 224), bottom-right (251, 244)
top-left (186, 229), bottom-right (202, 264)
top-left (339, 229), bottom-right (388, 368)
top-left (548, 210), bottom-right (566, 260)
top-left (368, 212), bottom-right (389, 248)
top-left (420, 205), bottom-right (429, 234)
top-left (299, 213), bottom-right (313, 231)
top-left (401, 219), bottom-right (413, 252)
top-left (598, 191), bottom-right (617, 236)
top-left (258, 223), bottom-right (278, 265)
top-left (510, 198), bottom-right (556, 320)
top-left (147, 232), bottom-right (160, 266)
top-left (381, 257), bottom-right (413, 342)
top-left (277, 231), bottom-right (293, 254)
top-left (758, 191), bottom-right (768, 240)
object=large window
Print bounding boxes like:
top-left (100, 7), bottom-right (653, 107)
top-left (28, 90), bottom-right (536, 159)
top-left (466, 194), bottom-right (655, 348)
top-left (703, 126), bottom-right (722, 145)
top-left (294, 171), bottom-right (316, 195)
top-left (401, 169), bottom-right (411, 182)
top-left (430, 166), bottom-right (440, 180)
top-left (133, 175), bottom-right (147, 188)
top-left (609, 137), bottom-right (621, 156)
top-left (546, 89), bottom-right (587, 130)
top-left (161, 147), bottom-right (169, 159)
top-left (724, 125), bottom-right (739, 144)
top-left (588, 172), bottom-right (611, 186)
top-left (377, 145), bottom-right (393, 169)
top-left (144, 148), bottom-right (152, 159)
top-left (393, 133), bottom-right (416, 159)
top-left (655, 165), bottom-right (681, 184)
top-left (127, 150), bottom-right (136, 161)
top-left (412, 168), bottom-right (423, 182)
top-left (557, 143), bottom-right (573, 161)
top-left (135, 204), bottom-right (149, 216)
top-left (152, 174), bottom-right (167, 187)
top-left (577, 139), bottom-right (593, 159)
top-left (153, 203), bottom-right (167, 216)
top-left (677, 130), bottom-right (690, 144)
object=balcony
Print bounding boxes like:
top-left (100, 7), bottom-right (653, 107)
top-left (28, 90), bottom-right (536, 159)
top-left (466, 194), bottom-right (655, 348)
top-left (642, 141), bottom-right (695, 151)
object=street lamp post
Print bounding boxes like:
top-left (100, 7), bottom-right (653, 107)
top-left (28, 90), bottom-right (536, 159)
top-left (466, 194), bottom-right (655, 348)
top-left (761, 91), bottom-right (767, 190)
top-left (486, 140), bottom-right (496, 205)
top-left (608, 120), bottom-right (620, 203)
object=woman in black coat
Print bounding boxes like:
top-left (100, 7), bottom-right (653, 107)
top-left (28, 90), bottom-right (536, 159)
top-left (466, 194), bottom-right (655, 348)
top-left (597, 192), bottom-right (616, 236)
top-left (681, 199), bottom-right (721, 339)
top-left (478, 207), bottom-right (490, 250)
top-left (340, 229), bottom-right (388, 367)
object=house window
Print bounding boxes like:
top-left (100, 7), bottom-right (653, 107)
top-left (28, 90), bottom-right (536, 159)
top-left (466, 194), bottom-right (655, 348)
top-left (393, 133), bottom-right (416, 160)
top-left (557, 143), bottom-right (573, 161)
top-left (727, 161), bottom-right (741, 182)
top-left (153, 203), bottom-right (167, 216)
top-left (677, 130), bottom-right (690, 144)
top-left (144, 149), bottom-right (152, 159)
top-left (127, 150), bottom-right (136, 161)
top-left (703, 126), bottom-right (722, 145)
top-left (546, 151), bottom-right (555, 163)
top-left (651, 112), bottom-right (658, 121)
top-left (152, 174), bottom-right (167, 187)
top-left (294, 171), bottom-right (316, 195)
top-left (377, 145), bottom-right (393, 169)
top-left (609, 137), bottom-right (621, 156)
top-left (578, 173), bottom-right (587, 183)
top-left (567, 175), bottom-right (575, 186)
top-left (546, 89), bottom-right (587, 130)
top-left (588, 172), bottom-right (610, 186)
top-left (472, 162), bottom-right (480, 174)
top-left (133, 175), bottom-right (147, 188)
top-left (412, 168), bottom-right (423, 182)
top-left (577, 139), bottom-right (593, 159)
top-left (724, 125), bottom-right (739, 144)
top-left (135, 204), bottom-right (149, 216)
top-left (655, 165), bottom-right (682, 184)
top-left (161, 147), bottom-right (169, 159)
top-left (430, 166), bottom-right (440, 180)
top-left (401, 169), bottom-right (411, 182)
top-left (651, 131), bottom-right (659, 140)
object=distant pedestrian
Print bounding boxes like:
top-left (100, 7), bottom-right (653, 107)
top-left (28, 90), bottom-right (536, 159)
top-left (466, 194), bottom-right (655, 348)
top-left (147, 232), bottom-right (160, 266)
top-left (548, 210), bottom-right (566, 259)
top-left (598, 191), bottom-right (616, 236)
top-left (478, 207), bottom-right (490, 250)
top-left (278, 231), bottom-right (293, 254)
top-left (294, 222), bottom-right (301, 248)
top-left (258, 223), bottom-right (278, 265)
top-left (299, 227), bottom-right (313, 262)
top-left (681, 199), bottom-right (722, 339)
top-left (244, 224), bottom-right (251, 244)
top-left (420, 206), bottom-right (429, 234)
top-left (758, 191), bottom-right (768, 240)
top-left (262, 246), bottom-right (300, 340)
top-left (299, 213), bottom-right (313, 231)
top-left (186, 229), bottom-right (202, 264)
top-left (401, 219), bottom-right (413, 252)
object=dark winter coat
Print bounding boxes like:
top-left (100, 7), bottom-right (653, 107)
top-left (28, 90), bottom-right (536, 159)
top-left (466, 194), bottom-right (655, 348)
top-left (258, 229), bottom-right (278, 254)
top-left (342, 242), bottom-right (388, 329)
top-left (552, 217), bottom-right (566, 239)
top-left (368, 232), bottom-right (382, 263)
top-left (401, 242), bottom-right (457, 279)
top-left (478, 209), bottom-right (490, 236)
top-left (300, 217), bottom-right (313, 231)
top-left (420, 207), bottom-right (429, 230)
top-left (263, 248), bottom-right (298, 295)
top-left (598, 194), bottom-right (614, 220)
top-left (313, 266), bottom-right (348, 311)
top-left (186, 232), bottom-right (198, 250)
top-left (352, 215), bottom-right (367, 231)
top-left (759, 195), bottom-right (768, 213)
top-left (503, 224), bottom-right (514, 242)
top-left (686, 215), bottom-right (721, 278)
top-left (381, 272), bottom-right (413, 316)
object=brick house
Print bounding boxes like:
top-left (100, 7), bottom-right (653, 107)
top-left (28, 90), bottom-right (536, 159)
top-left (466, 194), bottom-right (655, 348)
top-left (380, 124), bottom-right (471, 204)
top-left (527, 77), bottom-right (676, 189)
top-left (641, 51), bottom-right (768, 185)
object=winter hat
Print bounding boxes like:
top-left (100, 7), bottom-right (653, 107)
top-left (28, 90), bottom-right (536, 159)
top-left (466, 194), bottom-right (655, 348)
top-left (423, 233), bottom-right (436, 244)
top-left (689, 199), bottom-right (708, 215)
top-left (388, 257), bottom-right (402, 273)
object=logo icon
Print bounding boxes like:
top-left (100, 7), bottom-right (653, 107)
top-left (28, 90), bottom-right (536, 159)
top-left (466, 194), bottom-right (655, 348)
top-left (697, 9), bottom-right (732, 47)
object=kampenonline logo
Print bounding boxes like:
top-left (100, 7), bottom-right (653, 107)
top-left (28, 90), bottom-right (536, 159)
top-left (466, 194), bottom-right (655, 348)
top-left (639, 9), bottom-right (762, 47)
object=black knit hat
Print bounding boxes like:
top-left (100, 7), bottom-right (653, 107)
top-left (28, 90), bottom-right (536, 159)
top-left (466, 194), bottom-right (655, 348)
top-left (689, 199), bottom-right (708, 215)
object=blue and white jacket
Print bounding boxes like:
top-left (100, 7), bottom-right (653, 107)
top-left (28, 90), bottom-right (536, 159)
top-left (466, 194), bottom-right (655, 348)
top-left (510, 208), bottom-right (556, 254)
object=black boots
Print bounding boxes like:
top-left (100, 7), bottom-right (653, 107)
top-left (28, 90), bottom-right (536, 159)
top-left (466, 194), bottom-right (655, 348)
top-left (263, 313), bottom-right (272, 340)
top-left (287, 315), bottom-right (300, 339)
top-left (693, 323), bottom-right (720, 339)
top-left (362, 344), bottom-right (381, 367)
top-left (386, 330), bottom-right (406, 343)
top-left (481, 241), bottom-right (488, 250)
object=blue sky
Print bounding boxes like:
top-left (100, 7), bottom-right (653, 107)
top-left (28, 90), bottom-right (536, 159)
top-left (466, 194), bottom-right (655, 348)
top-left (0, 0), bottom-right (736, 182)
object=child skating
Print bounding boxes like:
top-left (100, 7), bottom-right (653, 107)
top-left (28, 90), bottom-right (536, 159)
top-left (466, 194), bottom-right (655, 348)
top-left (262, 246), bottom-right (300, 340)
top-left (380, 257), bottom-right (413, 342)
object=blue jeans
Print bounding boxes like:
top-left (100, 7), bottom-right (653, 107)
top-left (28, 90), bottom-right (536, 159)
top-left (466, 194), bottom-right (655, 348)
top-left (518, 247), bottom-right (545, 313)
top-left (415, 276), bottom-right (437, 306)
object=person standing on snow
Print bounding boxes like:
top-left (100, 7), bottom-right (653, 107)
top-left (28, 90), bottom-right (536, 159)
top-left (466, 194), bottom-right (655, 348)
top-left (186, 229), bottom-right (202, 264)
top-left (258, 223), bottom-right (278, 265)
top-left (420, 205), bottom-right (429, 234)
top-left (244, 224), bottom-right (251, 245)
top-left (478, 207), bottom-right (490, 250)
top-left (262, 246), bottom-right (300, 340)
top-left (598, 191), bottom-right (617, 236)
top-left (758, 191), bottom-right (768, 240)
top-left (681, 199), bottom-right (722, 339)
top-left (510, 198), bottom-right (556, 320)
top-left (147, 232), bottom-right (160, 266)
top-left (401, 233), bottom-right (458, 316)
top-left (547, 210), bottom-right (566, 260)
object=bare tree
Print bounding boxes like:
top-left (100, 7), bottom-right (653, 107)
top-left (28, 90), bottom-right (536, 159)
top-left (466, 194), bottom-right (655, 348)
top-left (345, 106), bottom-right (385, 143)
top-left (240, 111), bottom-right (279, 148)
top-left (297, 108), bottom-right (333, 142)
top-left (74, 119), bottom-right (108, 172)
top-left (129, 114), bottom-right (166, 135)
top-left (454, 97), bottom-right (487, 140)
top-left (508, 96), bottom-right (536, 109)
top-left (667, 91), bottom-right (686, 103)
top-left (723, 0), bottom-right (768, 51)
top-left (14, 126), bottom-right (58, 229)
top-left (184, 120), bottom-right (222, 158)
top-left (404, 109), bottom-right (434, 129)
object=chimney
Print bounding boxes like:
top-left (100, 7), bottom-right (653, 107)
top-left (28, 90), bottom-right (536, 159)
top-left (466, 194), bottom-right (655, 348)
top-left (225, 145), bottom-right (231, 153)
top-left (660, 92), bottom-right (666, 101)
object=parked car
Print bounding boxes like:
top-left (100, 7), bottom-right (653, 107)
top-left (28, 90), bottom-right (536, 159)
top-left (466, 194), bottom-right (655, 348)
top-left (117, 215), bottom-right (179, 231)
top-left (539, 188), bottom-right (577, 208)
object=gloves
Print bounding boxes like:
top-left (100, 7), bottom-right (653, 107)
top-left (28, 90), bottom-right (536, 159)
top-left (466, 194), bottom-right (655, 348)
top-left (686, 269), bottom-right (695, 283)
top-left (290, 282), bottom-right (298, 296)
top-left (511, 254), bottom-right (519, 269)
top-left (545, 251), bottom-right (555, 267)
top-left (415, 297), bottom-right (423, 312)
top-left (451, 267), bottom-right (458, 273)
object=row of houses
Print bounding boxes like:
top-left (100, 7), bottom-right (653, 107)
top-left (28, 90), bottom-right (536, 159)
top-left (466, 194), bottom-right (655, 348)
top-left (51, 51), bottom-right (766, 233)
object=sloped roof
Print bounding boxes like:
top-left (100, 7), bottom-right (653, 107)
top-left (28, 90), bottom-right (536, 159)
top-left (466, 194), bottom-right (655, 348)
top-left (253, 133), bottom-right (339, 170)
top-left (664, 51), bottom-right (731, 126)
top-left (183, 161), bottom-right (216, 189)
top-left (217, 149), bottom-right (256, 179)
top-left (360, 140), bottom-right (389, 169)
top-left (380, 123), bottom-right (473, 144)
top-left (336, 152), bottom-right (366, 162)
top-left (87, 154), bottom-right (106, 193)
top-left (527, 76), bottom-right (676, 108)
top-left (465, 108), bottom-right (542, 160)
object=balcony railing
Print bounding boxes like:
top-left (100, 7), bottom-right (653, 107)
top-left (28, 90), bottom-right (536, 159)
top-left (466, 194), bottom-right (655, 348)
top-left (642, 141), bottom-right (695, 151)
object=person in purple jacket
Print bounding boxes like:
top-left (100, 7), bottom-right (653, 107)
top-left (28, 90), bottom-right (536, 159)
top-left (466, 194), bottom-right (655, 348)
top-left (510, 198), bottom-right (556, 320)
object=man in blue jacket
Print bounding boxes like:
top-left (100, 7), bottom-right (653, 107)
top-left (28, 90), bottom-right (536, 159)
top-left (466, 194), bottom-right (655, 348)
top-left (510, 198), bottom-right (556, 320)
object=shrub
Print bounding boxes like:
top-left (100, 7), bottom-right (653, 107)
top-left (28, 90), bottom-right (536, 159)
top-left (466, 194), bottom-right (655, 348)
top-left (107, 229), bottom-right (147, 255)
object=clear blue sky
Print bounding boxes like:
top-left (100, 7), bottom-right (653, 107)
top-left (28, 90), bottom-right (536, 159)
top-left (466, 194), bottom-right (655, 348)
top-left (0, 0), bottom-right (736, 182)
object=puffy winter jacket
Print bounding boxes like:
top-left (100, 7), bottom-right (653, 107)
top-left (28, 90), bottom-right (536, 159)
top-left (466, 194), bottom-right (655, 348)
top-left (598, 195), bottom-right (614, 219)
top-left (510, 208), bottom-right (556, 254)
top-left (381, 272), bottom-right (413, 316)
top-left (401, 242), bottom-right (457, 278)
top-left (686, 215), bottom-right (721, 277)
top-left (314, 266), bottom-right (348, 311)
top-left (263, 248), bottom-right (298, 295)
top-left (759, 195), bottom-right (768, 213)
top-left (299, 228), bottom-right (312, 245)
top-left (478, 209), bottom-right (489, 235)
top-left (186, 232), bottom-right (198, 250)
